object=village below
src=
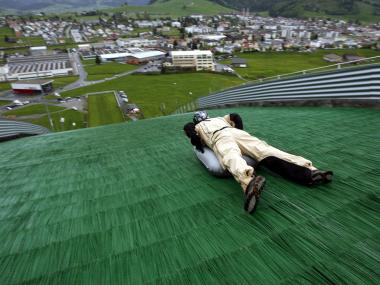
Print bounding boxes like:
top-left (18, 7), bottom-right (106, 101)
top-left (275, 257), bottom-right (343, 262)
top-left (0, 6), bottom-right (379, 131)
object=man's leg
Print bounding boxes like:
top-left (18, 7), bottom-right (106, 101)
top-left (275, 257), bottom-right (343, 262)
top-left (231, 129), bottom-right (332, 186)
top-left (213, 132), bottom-right (266, 214)
top-left (213, 132), bottom-right (254, 190)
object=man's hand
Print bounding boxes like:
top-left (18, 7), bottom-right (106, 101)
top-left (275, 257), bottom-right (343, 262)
top-left (184, 122), bottom-right (204, 152)
top-left (194, 142), bottom-right (204, 153)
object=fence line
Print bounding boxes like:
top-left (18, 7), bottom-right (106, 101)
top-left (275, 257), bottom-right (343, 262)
top-left (0, 119), bottom-right (50, 141)
top-left (198, 64), bottom-right (380, 109)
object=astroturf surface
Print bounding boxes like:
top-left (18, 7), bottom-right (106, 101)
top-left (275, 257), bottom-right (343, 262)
top-left (0, 107), bottom-right (379, 284)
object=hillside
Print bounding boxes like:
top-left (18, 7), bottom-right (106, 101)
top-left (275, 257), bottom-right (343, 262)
top-left (116, 0), bottom-right (233, 17)
top-left (0, 0), bottom-right (232, 16)
top-left (212, 0), bottom-right (380, 22)
top-left (0, 106), bottom-right (379, 284)
top-left (0, 0), bottom-right (154, 11)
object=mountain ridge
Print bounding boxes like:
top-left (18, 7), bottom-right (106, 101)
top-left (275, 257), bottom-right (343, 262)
top-left (212, 0), bottom-right (380, 21)
top-left (0, 0), bottom-right (379, 22)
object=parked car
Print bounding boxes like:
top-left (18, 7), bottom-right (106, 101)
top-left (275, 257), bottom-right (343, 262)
top-left (71, 107), bottom-right (78, 111)
top-left (122, 98), bottom-right (129, 103)
top-left (13, 100), bottom-right (23, 106)
top-left (6, 104), bottom-right (18, 110)
top-left (125, 104), bottom-right (139, 113)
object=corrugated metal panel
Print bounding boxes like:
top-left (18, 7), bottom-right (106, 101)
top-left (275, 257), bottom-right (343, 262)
top-left (199, 64), bottom-right (380, 108)
top-left (0, 119), bottom-right (50, 140)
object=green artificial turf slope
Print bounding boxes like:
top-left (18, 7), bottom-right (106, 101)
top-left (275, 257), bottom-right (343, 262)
top-left (0, 107), bottom-right (379, 284)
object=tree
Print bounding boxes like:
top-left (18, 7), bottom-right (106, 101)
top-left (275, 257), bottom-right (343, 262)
top-left (95, 55), bottom-right (101, 65)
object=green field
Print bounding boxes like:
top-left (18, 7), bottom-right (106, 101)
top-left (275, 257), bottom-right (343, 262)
top-left (3, 104), bottom-right (65, 116)
top-left (0, 82), bottom-right (11, 93)
top-left (88, 93), bottom-right (124, 127)
top-left (222, 49), bottom-right (380, 80)
top-left (0, 26), bottom-right (45, 47)
top-left (113, 0), bottom-right (233, 17)
top-left (0, 26), bottom-right (17, 47)
top-left (161, 28), bottom-right (181, 37)
top-left (62, 73), bottom-right (244, 118)
top-left (0, 100), bottom-right (11, 106)
top-left (25, 109), bottom-right (85, 131)
top-left (52, 76), bottom-right (79, 89)
top-left (84, 62), bottom-right (137, 81)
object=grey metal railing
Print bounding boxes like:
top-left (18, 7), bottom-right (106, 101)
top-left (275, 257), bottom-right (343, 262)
top-left (198, 63), bottom-right (380, 109)
top-left (0, 119), bottom-right (50, 141)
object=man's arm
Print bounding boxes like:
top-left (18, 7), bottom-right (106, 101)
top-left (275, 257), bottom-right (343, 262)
top-left (224, 113), bottom-right (244, 130)
top-left (183, 122), bottom-right (204, 152)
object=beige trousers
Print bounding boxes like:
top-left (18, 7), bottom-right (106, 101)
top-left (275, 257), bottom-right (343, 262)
top-left (212, 128), bottom-right (316, 191)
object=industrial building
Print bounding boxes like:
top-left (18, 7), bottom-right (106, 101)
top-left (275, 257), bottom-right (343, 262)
top-left (11, 79), bottom-right (53, 95)
top-left (0, 54), bottom-right (74, 81)
top-left (79, 47), bottom-right (165, 63)
top-left (170, 50), bottom-right (215, 71)
top-left (100, 50), bottom-right (166, 64)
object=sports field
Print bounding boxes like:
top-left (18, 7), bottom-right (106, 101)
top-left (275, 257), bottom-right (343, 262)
top-left (88, 93), bottom-right (124, 127)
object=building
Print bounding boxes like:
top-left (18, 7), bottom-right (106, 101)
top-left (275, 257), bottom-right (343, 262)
top-left (71, 29), bottom-right (84, 43)
top-left (170, 50), bottom-right (215, 71)
top-left (11, 79), bottom-right (53, 95)
top-left (231, 58), bottom-right (248, 68)
top-left (323, 54), bottom-right (343, 63)
top-left (30, 46), bottom-right (48, 56)
top-left (100, 50), bottom-right (166, 63)
top-left (116, 38), bottom-right (159, 48)
top-left (185, 26), bottom-right (214, 34)
top-left (1, 54), bottom-right (74, 81)
top-left (126, 50), bottom-right (166, 64)
top-left (0, 65), bottom-right (9, 82)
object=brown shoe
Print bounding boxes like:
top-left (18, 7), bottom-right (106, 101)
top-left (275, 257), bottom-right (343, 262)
top-left (310, 170), bottom-right (333, 186)
top-left (244, 175), bottom-right (266, 214)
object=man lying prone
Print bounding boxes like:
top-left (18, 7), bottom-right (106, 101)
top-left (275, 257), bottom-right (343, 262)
top-left (184, 111), bottom-right (333, 214)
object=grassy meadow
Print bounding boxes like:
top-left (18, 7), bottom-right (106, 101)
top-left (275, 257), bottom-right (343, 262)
top-left (24, 109), bottom-right (85, 131)
top-left (83, 62), bottom-right (138, 81)
top-left (113, 0), bottom-right (233, 17)
top-left (222, 49), bottom-right (380, 80)
top-left (61, 73), bottom-right (244, 118)
top-left (88, 93), bottom-right (124, 127)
